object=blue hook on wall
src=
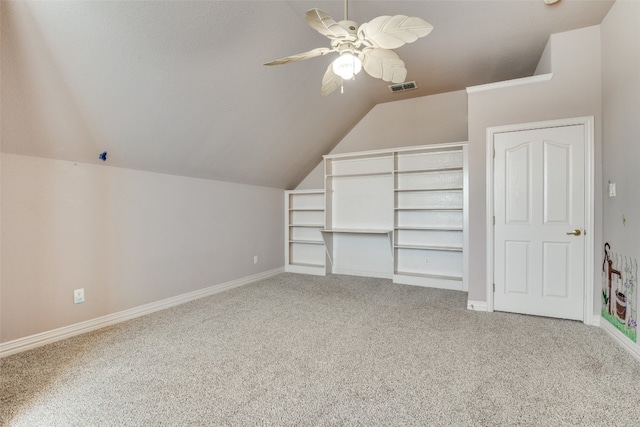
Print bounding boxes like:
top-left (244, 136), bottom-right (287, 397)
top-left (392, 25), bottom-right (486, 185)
top-left (98, 151), bottom-right (107, 162)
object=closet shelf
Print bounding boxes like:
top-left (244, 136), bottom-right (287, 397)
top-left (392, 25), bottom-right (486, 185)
top-left (289, 208), bottom-right (324, 211)
top-left (289, 223), bottom-right (324, 228)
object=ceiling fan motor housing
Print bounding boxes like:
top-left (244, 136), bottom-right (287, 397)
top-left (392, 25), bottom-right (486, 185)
top-left (331, 21), bottom-right (360, 50)
top-left (339, 20), bottom-right (359, 34)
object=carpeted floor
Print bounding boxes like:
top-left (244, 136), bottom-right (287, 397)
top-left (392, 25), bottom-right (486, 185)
top-left (2, 273), bottom-right (640, 426)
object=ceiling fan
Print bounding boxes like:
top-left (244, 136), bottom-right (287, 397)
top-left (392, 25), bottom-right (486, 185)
top-left (264, 0), bottom-right (433, 96)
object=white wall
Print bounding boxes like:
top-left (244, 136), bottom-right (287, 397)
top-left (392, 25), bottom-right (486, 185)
top-left (1, 154), bottom-right (284, 343)
top-left (296, 90), bottom-right (468, 189)
top-left (467, 25), bottom-right (603, 304)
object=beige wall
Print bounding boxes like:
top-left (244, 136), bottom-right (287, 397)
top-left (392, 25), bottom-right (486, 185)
top-left (1, 154), bottom-right (284, 342)
top-left (296, 90), bottom-right (469, 190)
top-left (601, 0), bottom-right (640, 259)
top-left (466, 25), bottom-right (603, 304)
top-left (600, 0), bottom-right (640, 351)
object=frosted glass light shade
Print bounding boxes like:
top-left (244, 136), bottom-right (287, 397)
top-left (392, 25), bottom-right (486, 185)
top-left (332, 53), bottom-right (362, 80)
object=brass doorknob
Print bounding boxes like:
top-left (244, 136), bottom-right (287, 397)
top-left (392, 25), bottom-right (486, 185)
top-left (566, 229), bottom-right (582, 236)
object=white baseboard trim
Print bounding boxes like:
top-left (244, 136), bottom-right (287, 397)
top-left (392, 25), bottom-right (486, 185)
top-left (467, 300), bottom-right (489, 312)
top-left (591, 314), bottom-right (601, 327)
top-left (0, 267), bottom-right (284, 358)
top-left (599, 318), bottom-right (640, 363)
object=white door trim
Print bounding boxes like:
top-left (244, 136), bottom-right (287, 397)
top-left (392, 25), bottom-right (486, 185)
top-left (486, 117), bottom-right (595, 325)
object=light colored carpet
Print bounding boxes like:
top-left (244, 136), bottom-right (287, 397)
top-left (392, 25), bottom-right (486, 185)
top-left (2, 273), bottom-right (640, 426)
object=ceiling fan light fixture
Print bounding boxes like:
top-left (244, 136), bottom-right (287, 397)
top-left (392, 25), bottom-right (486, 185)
top-left (332, 53), bottom-right (362, 80)
top-left (265, 5), bottom-right (432, 96)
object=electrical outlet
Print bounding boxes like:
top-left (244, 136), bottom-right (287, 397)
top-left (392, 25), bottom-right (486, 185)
top-left (74, 288), bottom-right (85, 304)
top-left (253, 255), bottom-right (258, 264)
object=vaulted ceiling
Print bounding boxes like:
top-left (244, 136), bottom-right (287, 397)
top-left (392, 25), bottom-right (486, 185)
top-left (1, 1), bottom-right (614, 189)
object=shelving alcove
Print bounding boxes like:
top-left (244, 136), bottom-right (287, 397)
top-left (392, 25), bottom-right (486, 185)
top-left (284, 189), bottom-right (328, 276)
top-left (392, 145), bottom-right (468, 291)
top-left (285, 142), bottom-right (468, 291)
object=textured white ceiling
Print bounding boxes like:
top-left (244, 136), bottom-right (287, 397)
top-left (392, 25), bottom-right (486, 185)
top-left (1, 1), bottom-right (614, 189)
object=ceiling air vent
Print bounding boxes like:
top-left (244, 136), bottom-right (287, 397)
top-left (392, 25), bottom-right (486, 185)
top-left (388, 81), bottom-right (418, 93)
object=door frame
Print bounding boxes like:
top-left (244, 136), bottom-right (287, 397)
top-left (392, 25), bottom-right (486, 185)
top-left (485, 116), bottom-right (595, 325)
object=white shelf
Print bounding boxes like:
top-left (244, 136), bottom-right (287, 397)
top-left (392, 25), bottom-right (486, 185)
top-left (327, 172), bottom-right (393, 179)
top-left (321, 228), bottom-right (392, 234)
top-left (394, 187), bottom-right (463, 192)
top-left (289, 239), bottom-right (324, 245)
top-left (285, 190), bottom-right (327, 276)
top-left (394, 244), bottom-right (463, 252)
top-left (395, 226), bottom-right (463, 231)
top-left (325, 152), bottom-right (393, 177)
top-left (392, 145), bottom-right (466, 290)
top-left (394, 166), bottom-right (463, 174)
top-left (394, 207), bottom-right (463, 211)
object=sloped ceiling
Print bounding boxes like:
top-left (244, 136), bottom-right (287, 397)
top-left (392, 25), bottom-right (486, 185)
top-left (1, 1), bottom-right (614, 189)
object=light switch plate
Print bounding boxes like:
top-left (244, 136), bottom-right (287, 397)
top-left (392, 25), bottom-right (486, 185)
top-left (609, 182), bottom-right (616, 197)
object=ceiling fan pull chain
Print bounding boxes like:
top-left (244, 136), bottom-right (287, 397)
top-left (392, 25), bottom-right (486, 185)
top-left (341, 82), bottom-right (344, 94)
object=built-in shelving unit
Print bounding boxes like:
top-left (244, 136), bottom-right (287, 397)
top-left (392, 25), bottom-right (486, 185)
top-left (286, 143), bottom-right (467, 290)
top-left (393, 146), bottom-right (466, 290)
top-left (285, 190), bottom-right (327, 275)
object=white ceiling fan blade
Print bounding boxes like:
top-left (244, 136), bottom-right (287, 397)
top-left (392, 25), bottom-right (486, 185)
top-left (305, 8), bottom-right (351, 40)
top-left (321, 63), bottom-right (342, 97)
top-left (358, 15), bottom-right (433, 49)
top-left (264, 47), bottom-right (333, 66)
top-left (361, 48), bottom-right (407, 83)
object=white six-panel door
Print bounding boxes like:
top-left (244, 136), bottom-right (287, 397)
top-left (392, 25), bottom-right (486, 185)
top-left (493, 125), bottom-right (586, 320)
